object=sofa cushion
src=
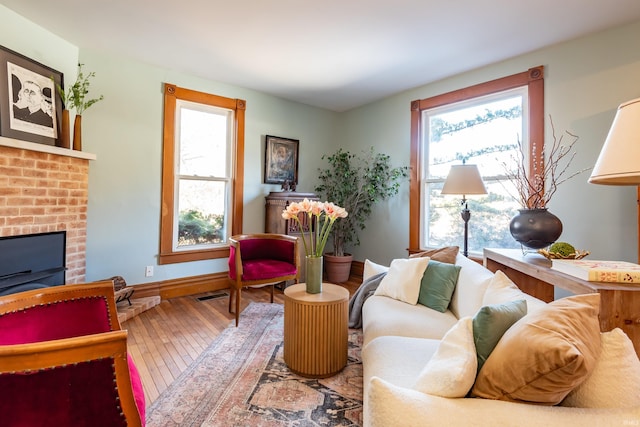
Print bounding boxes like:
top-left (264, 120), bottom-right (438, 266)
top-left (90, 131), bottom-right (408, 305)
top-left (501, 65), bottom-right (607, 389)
top-left (473, 299), bottom-right (527, 373)
top-left (417, 260), bottom-right (461, 312)
top-left (363, 246), bottom-right (458, 282)
top-left (374, 257), bottom-right (430, 305)
top-left (410, 246), bottom-right (459, 264)
top-left (471, 293), bottom-right (601, 405)
top-left (363, 259), bottom-right (389, 282)
top-left (362, 295), bottom-right (458, 346)
top-left (449, 254), bottom-right (494, 319)
top-left (561, 328), bottom-right (640, 409)
top-left (413, 317), bottom-right (477, 398)
top-left (367, 377), bottom-right (640, 427)
top-left (363, 335), bottom-right (441, 392)
top-left (482, 270), bottom-right (546, 314)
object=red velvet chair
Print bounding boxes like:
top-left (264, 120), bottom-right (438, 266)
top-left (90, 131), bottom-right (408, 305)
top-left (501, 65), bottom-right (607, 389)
top-left (0, 281), bottom-right (145, 426)
top-left (228, 233), bottom-right (299, 326)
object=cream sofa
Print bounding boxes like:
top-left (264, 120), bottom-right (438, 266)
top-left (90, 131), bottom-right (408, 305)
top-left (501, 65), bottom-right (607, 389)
top-left (360, 254), bottom-right (640, 427)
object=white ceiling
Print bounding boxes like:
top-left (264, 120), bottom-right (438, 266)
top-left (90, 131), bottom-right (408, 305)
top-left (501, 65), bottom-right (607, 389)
top-left (4, 0), bottom-right (640, 112)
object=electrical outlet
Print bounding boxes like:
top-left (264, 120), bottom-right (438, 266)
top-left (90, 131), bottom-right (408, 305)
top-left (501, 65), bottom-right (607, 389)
top-left (145, 265), bottom-right (154, 277)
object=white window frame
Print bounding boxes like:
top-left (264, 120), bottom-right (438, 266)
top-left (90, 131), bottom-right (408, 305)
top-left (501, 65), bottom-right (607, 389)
top-left (172, 99), bottom-right (235, 251)
top-left (408, 67), bottom-right (545, 256)
top-left (419, 87), bottom-right (528, 252)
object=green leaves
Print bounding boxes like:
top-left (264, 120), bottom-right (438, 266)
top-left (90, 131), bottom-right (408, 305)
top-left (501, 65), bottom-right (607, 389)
top-left (52, 63), bottom-right (104, 114)
top-left (315, 148), bottom-right (408, 256)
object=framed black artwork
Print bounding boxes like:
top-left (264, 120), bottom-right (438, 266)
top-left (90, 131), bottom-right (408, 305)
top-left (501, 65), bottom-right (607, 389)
top-left (0, 45), bottom-right (64, 146)
top-left (264, 135), bottom-right (299, 184)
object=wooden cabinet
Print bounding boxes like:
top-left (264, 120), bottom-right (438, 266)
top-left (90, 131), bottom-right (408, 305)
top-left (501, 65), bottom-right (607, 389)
top-left (265, 191), bottom-right (319, 279)
top-left (265, 191), bottom-right (319, 235)
top-left (484, 248), bottom-right (640, 357)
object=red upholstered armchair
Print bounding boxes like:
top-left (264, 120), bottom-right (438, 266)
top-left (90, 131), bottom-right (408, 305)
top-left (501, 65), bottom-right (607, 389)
top-left (0, 281), bottom-right (145, 426)
top-left (228, 233), bottom-right (299, 326)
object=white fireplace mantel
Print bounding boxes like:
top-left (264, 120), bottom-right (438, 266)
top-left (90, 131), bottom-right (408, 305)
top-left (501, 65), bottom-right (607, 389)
top-left (0, 136), bottom-right (96, 160)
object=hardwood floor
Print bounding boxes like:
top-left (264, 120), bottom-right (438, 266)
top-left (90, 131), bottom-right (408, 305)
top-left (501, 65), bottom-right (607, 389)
top-left (122, 280), bottom-right (360, 406)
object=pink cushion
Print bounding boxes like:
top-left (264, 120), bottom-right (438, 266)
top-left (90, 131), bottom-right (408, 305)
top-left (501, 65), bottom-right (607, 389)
top-left (128, 354), bottom-right (146, 424)
top-left (228, 238), bottom-right (296, 281)
top-left (235, 259), bottom-right (297, 281)
top-left (239, 239), bottom-right (295, 262)
top-left (0, 358), bottom-right (130, 426)
top-left (0, 298), bottom-right (112, 345)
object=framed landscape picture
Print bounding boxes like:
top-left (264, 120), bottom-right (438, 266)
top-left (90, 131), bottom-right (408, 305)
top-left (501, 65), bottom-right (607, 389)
top-left (264, 135), bottom-right (299, 184)
top-left (0, 45), bottom-right (63, 146)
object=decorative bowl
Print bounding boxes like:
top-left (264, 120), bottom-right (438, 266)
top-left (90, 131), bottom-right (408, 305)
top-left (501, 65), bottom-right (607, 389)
top-left (537, 249), bottom-right (590, 260)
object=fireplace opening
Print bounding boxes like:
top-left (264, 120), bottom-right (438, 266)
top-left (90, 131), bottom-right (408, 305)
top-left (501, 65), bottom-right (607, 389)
top-left (0, 231), bottom-right (66, 296)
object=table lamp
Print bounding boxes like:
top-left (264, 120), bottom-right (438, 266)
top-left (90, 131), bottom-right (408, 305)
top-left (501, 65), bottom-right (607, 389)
top-left (589, 97), bottom-right (640, 185)
top-left (589, 97), bottom-right (640, 262)
top-left (441, 163), bottom-right (487, 257)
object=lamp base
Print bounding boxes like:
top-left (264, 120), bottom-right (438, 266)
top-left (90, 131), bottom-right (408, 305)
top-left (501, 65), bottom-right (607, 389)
top-left (461, 206), bottom-right (470, 257)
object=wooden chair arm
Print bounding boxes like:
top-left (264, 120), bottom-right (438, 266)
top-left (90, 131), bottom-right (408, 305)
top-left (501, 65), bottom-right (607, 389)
top-left (0, 330), bottom-right (143, 427)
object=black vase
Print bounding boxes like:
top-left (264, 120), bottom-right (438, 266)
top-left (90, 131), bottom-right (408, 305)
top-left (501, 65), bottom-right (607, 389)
top-left (509, 208), bottom-right (563, 250)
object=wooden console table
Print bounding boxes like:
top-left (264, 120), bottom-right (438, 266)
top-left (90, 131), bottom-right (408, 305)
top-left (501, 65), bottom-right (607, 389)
top-left (484, 248), bottom-right (640, 357)
top-left (283, 283), bottom-right (349, 378)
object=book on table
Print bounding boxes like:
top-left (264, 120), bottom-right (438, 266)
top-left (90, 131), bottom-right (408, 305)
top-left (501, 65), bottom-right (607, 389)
top-left (551, 259), bottom-right (640, 283)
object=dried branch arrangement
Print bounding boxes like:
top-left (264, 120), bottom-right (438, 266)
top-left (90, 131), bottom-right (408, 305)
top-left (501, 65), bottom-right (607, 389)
top-left (502, 116), bottom-right (590, 209)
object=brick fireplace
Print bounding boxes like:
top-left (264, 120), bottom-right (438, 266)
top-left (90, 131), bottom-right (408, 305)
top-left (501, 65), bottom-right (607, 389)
top-left (0, 142), bottom-right (94, 284)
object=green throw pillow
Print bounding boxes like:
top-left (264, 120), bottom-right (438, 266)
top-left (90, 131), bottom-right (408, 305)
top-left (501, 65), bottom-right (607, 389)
top-left (417, 260), bottom-right (461, 312)
top-left (473, 299), bottom-right (527, 374)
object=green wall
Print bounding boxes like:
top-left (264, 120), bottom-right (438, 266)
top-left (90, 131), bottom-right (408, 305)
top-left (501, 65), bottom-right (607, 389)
top-left (0, 4), bottom-right (341, 284)
top-left (79, 50), bottom-right (341, 283)
top-left (3, 3), bottom-right (640, 285)
top-left (342, 20), bottom-right (640, 265)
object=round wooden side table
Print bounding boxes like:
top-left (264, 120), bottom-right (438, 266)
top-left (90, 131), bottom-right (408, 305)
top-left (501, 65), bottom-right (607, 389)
top-left (283, 283), bottom-right (349, 378)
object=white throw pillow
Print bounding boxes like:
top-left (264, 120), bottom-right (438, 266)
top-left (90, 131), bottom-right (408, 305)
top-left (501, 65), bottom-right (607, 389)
top-left (413, 317), bottom-right (477, 397)
top-left (363, 259), bottom-right (389, 282)
top-left (482, 270), bottom-right (546, 314)
top-left (373, 257), bottom-right (430, 305)
top-left (562, 328), bottom-right (640, 408)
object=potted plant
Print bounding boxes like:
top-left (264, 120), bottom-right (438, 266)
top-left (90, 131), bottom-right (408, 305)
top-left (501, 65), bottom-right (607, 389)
top-left (53, 63), bottom-right (104, 150)
top-left (314, 148), bottom-right (408, 282)
top-left (502, 117), bottom-right (589, 249)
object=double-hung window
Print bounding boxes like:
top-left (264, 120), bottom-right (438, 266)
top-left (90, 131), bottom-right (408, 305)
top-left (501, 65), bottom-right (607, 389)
top-left (160, 84), bottom-right (245, 264)
top-left (409, 67), bottom-right (544, 255)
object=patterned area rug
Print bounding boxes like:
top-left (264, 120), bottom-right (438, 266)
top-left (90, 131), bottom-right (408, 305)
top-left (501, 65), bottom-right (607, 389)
top-left (146, 302), bottom-right (363, 427)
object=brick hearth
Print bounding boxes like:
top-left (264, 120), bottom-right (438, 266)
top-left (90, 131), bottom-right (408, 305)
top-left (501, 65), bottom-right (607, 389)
top-left (0, 144), bottom-right (91, 284)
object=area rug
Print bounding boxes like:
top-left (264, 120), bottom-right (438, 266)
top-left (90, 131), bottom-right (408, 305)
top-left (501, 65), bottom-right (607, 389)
top-left (146, 302), bottom-right (363, 427)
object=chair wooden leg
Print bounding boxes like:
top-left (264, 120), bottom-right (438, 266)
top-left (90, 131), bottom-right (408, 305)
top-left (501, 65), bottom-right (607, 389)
top-left (270, 284), bottom-right (274, 303)
top-left (235, 287), bottom-right (241, 326)
top-left (228, 287), bottom-right (234, 313)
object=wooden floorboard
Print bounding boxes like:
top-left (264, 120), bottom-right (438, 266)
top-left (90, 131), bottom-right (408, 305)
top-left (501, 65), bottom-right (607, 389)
top-left (123, 280), bottom-right (361, 406)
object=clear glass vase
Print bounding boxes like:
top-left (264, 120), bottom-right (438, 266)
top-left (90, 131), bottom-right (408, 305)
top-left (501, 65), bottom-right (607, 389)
top-left (305, 255), bottom-right (323, 294)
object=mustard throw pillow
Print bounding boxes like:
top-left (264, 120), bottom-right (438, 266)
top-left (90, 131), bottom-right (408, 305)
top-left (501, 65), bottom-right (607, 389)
top-left (470, 293), bottom-right (601, 405)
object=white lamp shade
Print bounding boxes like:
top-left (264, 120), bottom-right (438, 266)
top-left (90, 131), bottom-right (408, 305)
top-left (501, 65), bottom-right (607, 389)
top-left (589, 97), bottom-right (640, 185)
top-left (441, 164), bottom-right (487, 196)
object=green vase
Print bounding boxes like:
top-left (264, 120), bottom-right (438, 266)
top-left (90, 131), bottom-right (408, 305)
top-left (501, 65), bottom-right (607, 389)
top-left (305, 255), bottom-right (323, 294)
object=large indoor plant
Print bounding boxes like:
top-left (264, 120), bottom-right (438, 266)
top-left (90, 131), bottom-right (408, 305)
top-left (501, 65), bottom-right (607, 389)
top-left (315, 148), bottom-right (408, 282)
top-left (502, 117), bottom-right (589, 249)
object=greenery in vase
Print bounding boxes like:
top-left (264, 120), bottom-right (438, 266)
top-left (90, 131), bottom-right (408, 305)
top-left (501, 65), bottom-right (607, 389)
top-left (281, 199), bottom-right (348, 257)
top-left (314, 148), bottom-right (408, 257)
top-left (501, 116), bottom-right (589, 209)
top-left (53, 63), bottom-right (104, 114)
